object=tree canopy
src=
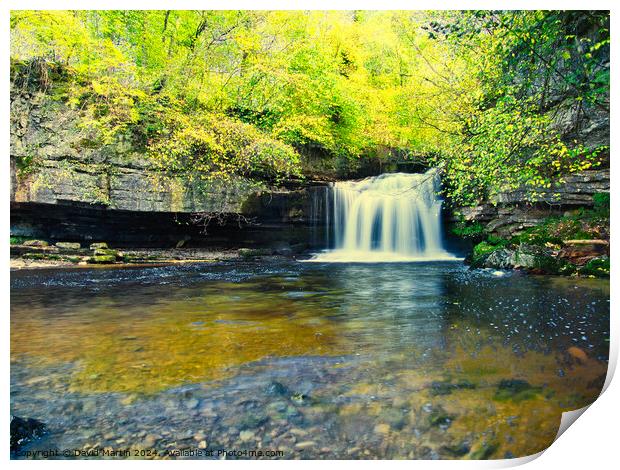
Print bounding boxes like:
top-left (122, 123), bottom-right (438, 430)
top-left (10, 10), bottom-right (609, 205)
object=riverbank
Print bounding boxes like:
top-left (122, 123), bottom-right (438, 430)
top-left (9, 241), bottom-right (305, 271)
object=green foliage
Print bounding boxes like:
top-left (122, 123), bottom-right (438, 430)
top-left (579, 257), bottom-right (610, 277)
top-left (10, 10), bottom-right (609, 189)
top-left (10, 236), bottom-right (31, 245)
top-left (450, 221), bottom-right (485, 239)
top-left (592, 192), bottom-right (610, 216)
top-left (431, 11), bottom-right (609, 206)
top-left (148, 102), bottom-right (302, 182)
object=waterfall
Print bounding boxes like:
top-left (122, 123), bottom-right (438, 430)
top-left (309, 169), bottom-right (458, 262)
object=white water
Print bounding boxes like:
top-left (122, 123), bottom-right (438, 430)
top-left (309, 170), bottom-right (459, 263)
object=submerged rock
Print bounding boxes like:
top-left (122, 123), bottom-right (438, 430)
top-left (429, 380), bottom-right (476, 396)
top-left (494, 379), bottom-right (540, 402)
top-left (238, 413), bottom-right (268, 430)
top-left (440, 441), bottom-right (471, 457)
top-left (377, 407), bottom-right (407, 430)
top-left (427, 406), bottom-right (456, 429)
top-left (10, 415), bottom-right (46, 451)
top-left (468, 441), bottom-right (499, 460)
top-left (265, 381), bottom-right (290, 397)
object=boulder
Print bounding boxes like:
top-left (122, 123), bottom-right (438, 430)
top-left (10, 415), bottom-right (46, 452)
top-left (474, 244), bottom-right (565, 274)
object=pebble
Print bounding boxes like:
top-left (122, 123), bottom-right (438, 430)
top-left (374, 424), bottom-right (390, 434)
top-left (239, 430), bottom-right (255, 442)
top-left (143, 434), bottom-right (160, 447)
top-left (295, 441), bottom-right (316, 450)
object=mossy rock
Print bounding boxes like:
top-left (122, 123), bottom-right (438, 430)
top-left (23, 239), bottom-right (49, 247)
top-left (23, 253), bottom-right (60, 260)
top-left (94, 248), bottom-right (121, 258)
top-left (56, 242), bottom-right (81, 250)
top-left (88, 255), bottom-right (117, 264)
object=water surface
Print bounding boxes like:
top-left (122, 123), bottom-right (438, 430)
top-left (11, 260), bottom-right (609, 459)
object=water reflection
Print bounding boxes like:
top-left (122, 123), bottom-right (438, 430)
top-left (10, 261), bottom-right (609, 459)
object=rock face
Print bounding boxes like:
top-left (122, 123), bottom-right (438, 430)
top-left (10, 85), bottom-right (331, 247)
top-left (453, 169), bottom-right (610, 238)
top-left (10, 82), bottom-right (270, 214)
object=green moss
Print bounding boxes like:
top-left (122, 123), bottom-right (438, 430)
top-left (451, 220), bottom-right (485, 240)
top-left (10, 236), bottom-right (32, 245)
top-left (88, 255), bottom-right (117, 264)
top-left (470, 241), bottom-right (502, 267)
top-left (578, 256), bottom-right (610, 277)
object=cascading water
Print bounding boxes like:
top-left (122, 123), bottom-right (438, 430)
top-left (310, 169), bottom-right (458, 262)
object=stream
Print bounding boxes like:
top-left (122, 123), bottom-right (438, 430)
top-left (10, 260), bottom-right (609, 459)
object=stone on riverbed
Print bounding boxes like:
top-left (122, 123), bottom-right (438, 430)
top-left (427, 406), bottom-right (456, 429)
top-left (266, 381), bottom-right (290, 397)
top-left (429, 379), bottom-right (476, 396)
top-left (468, 441), bottom-right (499, 460)
top-left (238, 412), bottom-right (269, 430)
top-left (494, 379), bottom-right (541, 402)
top-left (377, 407), bottom-right (407, 430)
